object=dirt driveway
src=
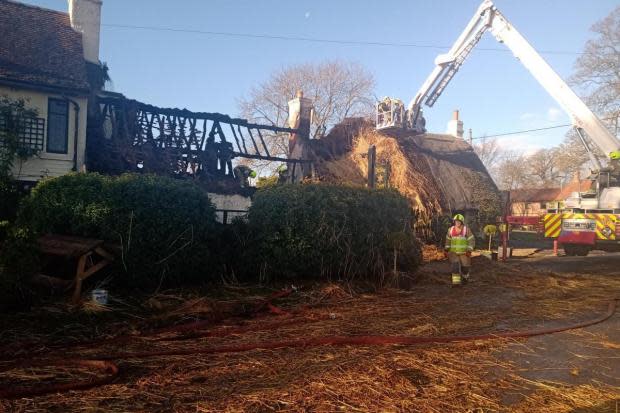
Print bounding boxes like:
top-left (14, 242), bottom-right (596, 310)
top-left (492, 251), bottom-right (620, 412)
top-left (1, 251), bottom-right (619, 412)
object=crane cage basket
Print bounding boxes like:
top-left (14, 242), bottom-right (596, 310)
top-left (376, 98), bottom-right (405, 130)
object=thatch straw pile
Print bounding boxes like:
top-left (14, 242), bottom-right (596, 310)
top-left (312, 119), bottom-right (501, 238)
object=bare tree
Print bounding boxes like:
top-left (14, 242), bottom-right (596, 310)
top-left (238, 61), bottom-right (376, 166)
top-left (527, 148), bottom-right (559, 186)
top-left (554, 130), bottom-right (600, 180)
top-left (473, 136), bottom-right (502, 170)
top-left (571, 6), bottom-right (620, 134)
top-left (494, 152), bottom-right (531, 190)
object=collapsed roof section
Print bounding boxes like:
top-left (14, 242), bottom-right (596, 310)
top-left (311, 119), bottom-right (501, 237)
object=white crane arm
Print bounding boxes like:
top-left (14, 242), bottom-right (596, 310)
top-left (406, 0), bottom-right (495, 113)
top-left (405, 0), bottom-right (620, 160)
top-left (488, 7), bottom-right (620, 159)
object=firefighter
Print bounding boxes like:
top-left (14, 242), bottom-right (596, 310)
top-left (233, 165), bottom-right (256, 188)
top-left (444, 213), bottom-right (475, 286)
top-left (276, 164), bottom-right (288, 183)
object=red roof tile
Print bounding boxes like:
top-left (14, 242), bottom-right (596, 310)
top-left (0, 0), bottom-right (90, 92)
top-left (556, 179), bottom-right (594, 200)
top-left (510, 187), bottom-right (561, 203)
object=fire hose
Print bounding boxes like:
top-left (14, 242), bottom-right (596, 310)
top-left (0, 297), bottom-right (617, 400)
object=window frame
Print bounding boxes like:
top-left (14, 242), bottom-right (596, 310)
top-left (46, 98), bottom-right (69, 154)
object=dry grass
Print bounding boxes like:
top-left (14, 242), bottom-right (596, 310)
top-left (422, 244), bottom-right (446, 262)
top-left (1, 256), bottom-right (619, 412)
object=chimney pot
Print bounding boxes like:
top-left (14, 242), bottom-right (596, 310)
top-left (68, 0), bottom-right (102, 63)
top-left (447, 109), bottom-right (464, 138)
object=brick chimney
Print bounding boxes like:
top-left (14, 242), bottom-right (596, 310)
top-left (68, 0), bottom-right (102, 63)
top-left (447, 109), bottom-right (464, 139)
top-left (287, 90), bottom-right (314, 181)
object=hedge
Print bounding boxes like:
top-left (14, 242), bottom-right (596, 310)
top-left (2, 177), bottom-right (422, 308)
top-left (245, 184), bottom-right (421, 281)
top-left (0, 178), bottom-right (20, 225)
top-left (0, 226), bottom-right (38, 310)
top-left (16, 173), bottom-right (217, 288)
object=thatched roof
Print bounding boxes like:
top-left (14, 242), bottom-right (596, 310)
top-left (311, 119), bottom-right (501, 237)
top-left (401, 132), bottom-right (499, 213)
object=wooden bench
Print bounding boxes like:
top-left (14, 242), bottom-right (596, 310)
top-left (37, 234), bottom-right (114, 303)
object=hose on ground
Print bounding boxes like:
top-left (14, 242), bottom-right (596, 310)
top-left (0, 298), bottom-right (616, 400)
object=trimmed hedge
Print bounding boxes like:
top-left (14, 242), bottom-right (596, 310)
top-left (3, 176), bottom-right (422, 308)
top-left (246, 184), bottom-right (421, 281)
top-left (17, 173), bottom-right (217, 288)
top-left (0, 178), bottom-right (20, 225)
top-left (0, 226), bottom-right (38, 310)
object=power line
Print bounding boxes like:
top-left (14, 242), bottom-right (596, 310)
top-left (472, 114), bottom-right (618, 140)
top-left (472, 123), bottom-right (573, 140)
top-left (101, 23), bottom-right (582, 56)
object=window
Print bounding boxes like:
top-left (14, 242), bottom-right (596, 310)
top-left (46, 98), bottom-right (69, 153)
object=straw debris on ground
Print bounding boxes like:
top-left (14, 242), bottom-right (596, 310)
top-left (0, 251), bottom-right (619, 412)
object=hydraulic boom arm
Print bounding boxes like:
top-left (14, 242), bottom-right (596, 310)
top-left (405, 0), bottom-right (620, 162)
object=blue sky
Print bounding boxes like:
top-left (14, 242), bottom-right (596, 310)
top-left (23, 0), bottom-right (618, 153)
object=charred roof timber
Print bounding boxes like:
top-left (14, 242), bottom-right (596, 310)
top-left (88, 95), bottom-right (310, 179)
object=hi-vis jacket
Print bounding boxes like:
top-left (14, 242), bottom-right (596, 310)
top-left (445, 225), bottom-right (475, 255)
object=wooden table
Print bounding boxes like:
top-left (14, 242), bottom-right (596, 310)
top-left (37, 234), bottom-right (114, 303)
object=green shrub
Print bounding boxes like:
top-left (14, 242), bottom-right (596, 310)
top-left (105, 174), bottom-right (217, 287)
top-left (19, 173), bottom-right (112, 237)
top-left (0, 178), bottom-right (21, 223)
top-left (246, 184), bottom-right (421, 282)
top-left (0, 226), bottom-right (38, 311)
top-left (17, 173), bottom-right (217, 289)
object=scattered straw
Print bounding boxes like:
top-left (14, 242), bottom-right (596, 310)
top-left (0, 254), bottom-right (618, 412)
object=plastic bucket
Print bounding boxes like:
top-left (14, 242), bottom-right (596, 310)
top-left (91, 289), bottom-right (109, 305)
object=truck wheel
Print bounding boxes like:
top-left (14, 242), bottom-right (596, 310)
top-left (576, 246), bottom-right (590, 256)
top-left (563, 245), bottom-right (577, 256)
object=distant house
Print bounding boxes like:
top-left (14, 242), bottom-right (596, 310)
top-left (510, 178), bottom-right (594, 216)
top-left (510, 188), bottom-right (562, 216)
top-left (0, 0), bottom-right (102, 184)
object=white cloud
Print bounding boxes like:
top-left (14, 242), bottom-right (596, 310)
top-left (547, 107), bottom-right (563, 122)
top-left (519, 108), bottom-right (566, 124)
top-left (304, 11), bottom-right (311, 19)
top-left (495, 133), bottom-right (543, 156)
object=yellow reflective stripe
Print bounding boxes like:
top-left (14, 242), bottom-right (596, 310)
top-left (547, 220), bottom-right (562, 237)
top-left (545, 214), bottom-right (561, 229)
top-left (544, 213), bottom-right (562, 237)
